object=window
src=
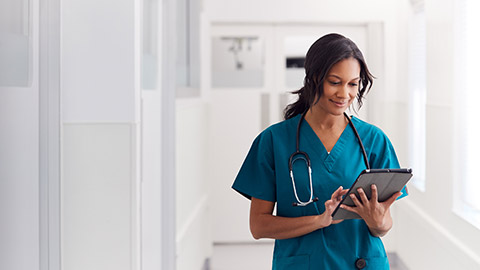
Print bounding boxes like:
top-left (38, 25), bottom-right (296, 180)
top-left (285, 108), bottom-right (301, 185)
top-left (176, 0), bottom-right (200, 97)
top-left (142, 0), bottom-right (159, 90)
top-left (407, 2), bottom-right (426, 191)
top-left (0, 0), bottom-right (32, 87)
top-left (454, 0), bottom-right (480, 227)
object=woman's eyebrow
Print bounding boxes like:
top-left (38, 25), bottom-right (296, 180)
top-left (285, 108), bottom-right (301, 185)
top-left (327, 74), bottom-right (341, 79)
top-left (327, 74), bottom-right (360, 81)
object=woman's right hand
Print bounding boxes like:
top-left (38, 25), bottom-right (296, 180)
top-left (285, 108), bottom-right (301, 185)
top-left (319, 186), bottom-right (349, 227)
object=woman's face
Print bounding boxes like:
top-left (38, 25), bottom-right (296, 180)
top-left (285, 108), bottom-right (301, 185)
top-left (316, 57), bottom-right (361, 116)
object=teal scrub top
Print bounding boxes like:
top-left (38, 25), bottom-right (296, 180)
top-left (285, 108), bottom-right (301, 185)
top-left (232, 114), bottom-right (408, 270)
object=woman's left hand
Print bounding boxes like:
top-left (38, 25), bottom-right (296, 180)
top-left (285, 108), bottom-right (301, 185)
top-left (340, 184), bottom-right (402, 237)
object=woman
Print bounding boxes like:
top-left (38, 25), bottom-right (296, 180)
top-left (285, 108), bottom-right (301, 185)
top-left (232, 33), bottom-right (407, 269)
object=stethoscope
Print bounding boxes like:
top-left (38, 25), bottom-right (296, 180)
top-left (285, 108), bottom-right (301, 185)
top-left (288, 112), bottom-right (370, 206)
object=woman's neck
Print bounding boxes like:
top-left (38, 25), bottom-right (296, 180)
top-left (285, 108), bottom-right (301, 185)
top-left (304, 108), bottom-right (348, 131)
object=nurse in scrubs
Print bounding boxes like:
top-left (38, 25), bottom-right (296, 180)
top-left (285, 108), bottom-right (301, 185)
top-left (232, 33), bottom-right (408, 270)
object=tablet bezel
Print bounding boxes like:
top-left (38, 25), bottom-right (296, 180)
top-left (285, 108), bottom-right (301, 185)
top-left (331, 168), bottom-right (413, 220)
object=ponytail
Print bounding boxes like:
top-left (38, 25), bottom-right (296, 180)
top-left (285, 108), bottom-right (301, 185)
top-left (283, 87), bottom-right (311, 119)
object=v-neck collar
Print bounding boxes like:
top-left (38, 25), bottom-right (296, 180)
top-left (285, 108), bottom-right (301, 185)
top-left (299, 115), bottom-right (355, 172)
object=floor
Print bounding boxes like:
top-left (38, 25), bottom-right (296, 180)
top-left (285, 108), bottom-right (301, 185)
top-left (210, 243), bottom-right (409, 270)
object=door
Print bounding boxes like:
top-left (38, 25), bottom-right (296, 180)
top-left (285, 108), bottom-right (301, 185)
top-left (209, 23), bottom-right (372, 243)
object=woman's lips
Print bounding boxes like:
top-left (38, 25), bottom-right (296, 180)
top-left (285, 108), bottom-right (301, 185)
top-left (331, 99), bottom-right (348, 107)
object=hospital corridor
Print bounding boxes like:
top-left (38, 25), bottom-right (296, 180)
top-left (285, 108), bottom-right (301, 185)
top-left (1, 0), bottom-right (480, 270)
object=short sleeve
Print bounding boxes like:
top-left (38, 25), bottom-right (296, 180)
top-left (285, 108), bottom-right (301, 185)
top-left (370, 136), bottom-right (400, 170)
top-left (232, 130), bottom-right (276, 202)
top-left (369, 130), bottom-right (409, 200)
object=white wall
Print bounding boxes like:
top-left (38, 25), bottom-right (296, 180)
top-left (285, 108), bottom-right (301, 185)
top-left (175, 5), bottom-right (214, 269)
top-left (1, 0), bottom-right (170, 269)
top-left (60, 0), bottom-right (142, 269)
top-left (176, 99), bottom-right (212, 270)
top-left (0, 1), bottom-right (40, 269)
top-left (393, 0), bottom-right (480, 268)
top-left (61, 0), bottom-right (139, 124)
top-left (141, 90), bottom-right (164, 270)
top-left (141, 0), bottom-right (165, 269)
top-left (0, 88), bottom-right (40, 270)
top-left (62, 124), bottom-right (137, 270)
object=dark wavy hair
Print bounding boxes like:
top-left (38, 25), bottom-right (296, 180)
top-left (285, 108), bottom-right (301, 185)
top-left (284, 33), bottom-right (374, 119)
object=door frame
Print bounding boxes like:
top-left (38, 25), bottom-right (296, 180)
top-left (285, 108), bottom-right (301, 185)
top-left (161, 0), bottom-right (177, 268)
top-left (39, 0), bottom-right (61, 269)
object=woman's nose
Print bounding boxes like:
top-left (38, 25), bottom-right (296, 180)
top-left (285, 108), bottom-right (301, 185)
top-left (336, 84), bottom-right (350, 98)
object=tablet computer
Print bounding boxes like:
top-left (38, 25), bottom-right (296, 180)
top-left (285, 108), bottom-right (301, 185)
top-left (331, 168), bottom-right (413, 220)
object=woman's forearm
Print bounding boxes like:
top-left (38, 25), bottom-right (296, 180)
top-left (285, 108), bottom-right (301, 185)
top-left (249, 190), bottom-right (347, 240)
top-left (250, 213), bottom-right (326, 240)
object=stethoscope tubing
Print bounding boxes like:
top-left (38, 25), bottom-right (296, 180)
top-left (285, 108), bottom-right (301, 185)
top-left (289, 112), bottom-right (370, 207)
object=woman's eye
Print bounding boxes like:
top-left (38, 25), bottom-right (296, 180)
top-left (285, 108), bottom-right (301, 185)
top-left (349, 83), bottom-right (358, 87)
top-left (329, 81), bottom-right (341, 85)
